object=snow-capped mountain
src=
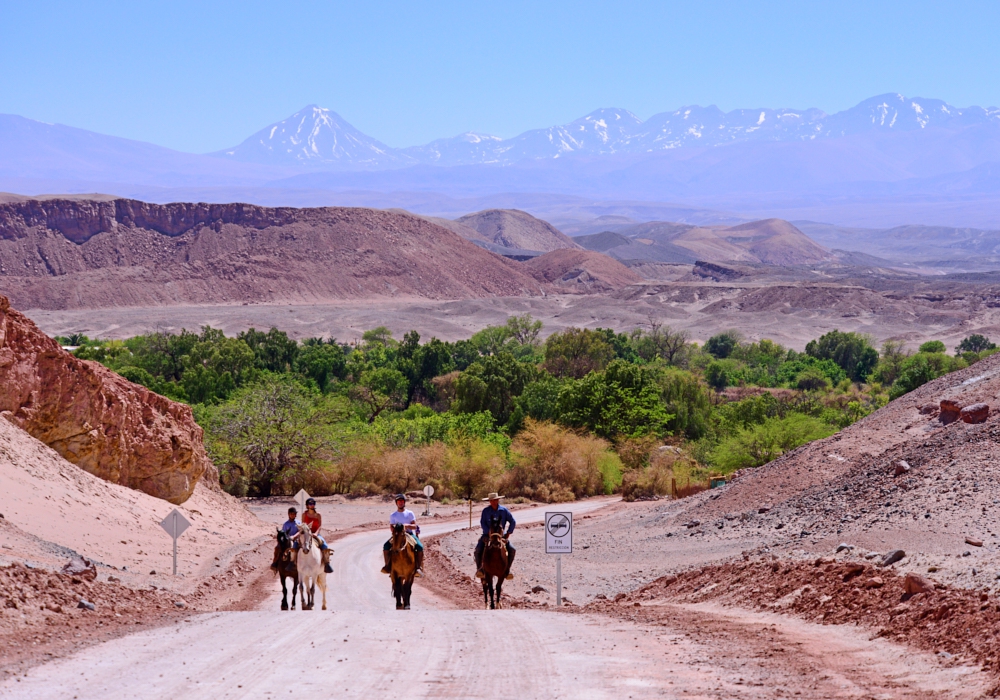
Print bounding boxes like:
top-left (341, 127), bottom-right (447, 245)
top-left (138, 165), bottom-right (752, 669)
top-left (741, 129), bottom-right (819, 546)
top-left (214, 95), bottom-right (1000, 169)
top-left (213, 105), bottom-right (408, 168)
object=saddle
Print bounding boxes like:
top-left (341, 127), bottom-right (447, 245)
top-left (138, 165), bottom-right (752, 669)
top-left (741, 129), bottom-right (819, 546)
top-left (404, 534), bottom-right (418, 549)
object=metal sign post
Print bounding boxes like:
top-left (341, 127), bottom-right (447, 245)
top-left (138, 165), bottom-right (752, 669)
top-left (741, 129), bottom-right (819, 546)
top-left (159, 509), bottom-right (191, 576)
top-left (545, 512), bottom-right (572, 606)
top-left (294, 489), bottom-right (310, 514)
top-left (423, 484), bottom-right (434, 516)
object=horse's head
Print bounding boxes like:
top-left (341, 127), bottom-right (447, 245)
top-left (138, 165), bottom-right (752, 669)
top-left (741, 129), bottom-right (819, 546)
top-left (276, 529), bottom-right (290, 550)
top-left (390, 523), bottom-right (408, 551)
top-left (298, 527), bottom-right (312, 553)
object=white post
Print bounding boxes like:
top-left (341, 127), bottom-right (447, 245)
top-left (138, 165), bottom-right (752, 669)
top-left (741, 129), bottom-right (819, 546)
top-left (556, 554), bottom-right (562, 606)
top-left (172, 517), bottom-right (178, 576)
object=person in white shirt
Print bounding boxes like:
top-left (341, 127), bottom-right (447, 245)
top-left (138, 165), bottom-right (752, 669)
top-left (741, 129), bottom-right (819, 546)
top-left (381, 493), bottom-right (424, 576)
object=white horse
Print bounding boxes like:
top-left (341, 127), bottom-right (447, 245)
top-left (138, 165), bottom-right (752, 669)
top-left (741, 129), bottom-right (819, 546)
top-left (295, 528), bottom-right (328, 611)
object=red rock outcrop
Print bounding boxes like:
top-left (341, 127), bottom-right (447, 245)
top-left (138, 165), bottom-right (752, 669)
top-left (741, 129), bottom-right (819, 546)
top-left (0, 295), bottom-right (212, 503)
top-left (960, 402), bottom-right (989, 424)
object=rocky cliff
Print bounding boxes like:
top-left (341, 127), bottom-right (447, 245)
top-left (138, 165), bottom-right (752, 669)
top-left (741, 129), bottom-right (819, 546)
top-left (0, 198), bottom-right (544, 309)
top-left (0, 295), bottom-right (212, 503)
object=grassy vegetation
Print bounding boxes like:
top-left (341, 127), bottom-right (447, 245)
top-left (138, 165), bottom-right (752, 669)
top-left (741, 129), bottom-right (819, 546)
top-left (61, 321), bottom-right (998, 502)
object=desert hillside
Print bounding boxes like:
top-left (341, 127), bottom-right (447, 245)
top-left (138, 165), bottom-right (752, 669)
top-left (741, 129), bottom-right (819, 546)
top-left (0, 198), bottom-right (544, 309)
top-left (575, 218), bottom-right (830, 266)
top-left (521, 248), bottom-right (642, 292)
top-left (456, 208), bottom-right (580, 253)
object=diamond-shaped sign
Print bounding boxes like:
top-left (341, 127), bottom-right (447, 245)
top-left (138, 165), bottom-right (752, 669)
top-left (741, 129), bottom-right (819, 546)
top-left (159, 509), bottom-right (191, 539)
top-left (295, 489), bottom-right (310, 512)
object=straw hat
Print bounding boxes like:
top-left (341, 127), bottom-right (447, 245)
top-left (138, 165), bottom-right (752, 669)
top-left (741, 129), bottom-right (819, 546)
top-left (482, 492), bottom-right (505, 501)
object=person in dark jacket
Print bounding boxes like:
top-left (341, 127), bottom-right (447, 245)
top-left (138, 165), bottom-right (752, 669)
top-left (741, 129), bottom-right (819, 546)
top-left (474, 492), bottom-right (515, 580)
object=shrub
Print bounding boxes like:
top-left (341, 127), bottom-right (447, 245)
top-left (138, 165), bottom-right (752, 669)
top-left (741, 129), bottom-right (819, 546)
top-left (708, 414), bottom-right (836, 472)
top-left (500, 420), bottom-right (613, 501)
top-left (918, 340), bottom-right (946, 354)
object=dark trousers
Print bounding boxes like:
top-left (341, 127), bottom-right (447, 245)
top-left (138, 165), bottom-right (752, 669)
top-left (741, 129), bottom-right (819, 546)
top-left (474, 535), bottom-right (515, 570)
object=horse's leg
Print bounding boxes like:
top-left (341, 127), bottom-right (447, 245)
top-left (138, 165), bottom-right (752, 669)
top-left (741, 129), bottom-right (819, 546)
top-left (309, 582), bottom-right (316, 610)
top-left (482, 580), bottom-right (490, 609)
top-left (496, 577), bottom-right (503, 609)
top-left (320, 577), bottom-right (327, 611)
top-left (280, 576), bottom-right (289, 611)
top-left (393, 576), bottom-right (402, 610)
top-left (403, 579), bottom-right (412, 610)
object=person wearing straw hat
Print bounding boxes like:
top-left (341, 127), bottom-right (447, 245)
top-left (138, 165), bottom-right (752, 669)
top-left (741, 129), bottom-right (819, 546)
top-left (474, 492), bottom-right (516, 580)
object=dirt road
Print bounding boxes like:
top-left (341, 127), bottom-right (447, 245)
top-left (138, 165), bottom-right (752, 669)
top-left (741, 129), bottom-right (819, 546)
top-left (2, 500), bottom-right (991, 699)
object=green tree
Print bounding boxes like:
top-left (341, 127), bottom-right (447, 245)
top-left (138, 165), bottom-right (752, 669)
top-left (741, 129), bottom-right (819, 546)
top-left (543, 328), bottom-right (615, 379)
top-left (957, 334), bottom-right (996, 354)
top-left (704, 330), bottom-right (743, 359)
top-left (454, 352), bottom-right (532, 426)
top-left (238, 327), bottom-right (299, 373)
top-left (556, 360), bottom-right (673, 439)
top-left (350, 367), bottom-right (409, 422)
top-left (202, 378), bottom-right (347, 497)
top-left (655, 368), bottom-right (713, 439)
top-left (870, 340), bottom-right (909, 387)
top-left (704, 359), bottom-right (739, 391)
top-left (629, 322), bottom-right (689, 365)
top-left (295, 342), bottom-right (346, 390)
top-left (805, 330), bottom-right (878, 382)
top-left (919, 340), bottom-right (946, 354)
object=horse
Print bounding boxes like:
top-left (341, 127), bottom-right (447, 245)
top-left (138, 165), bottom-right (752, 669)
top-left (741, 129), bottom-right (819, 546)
top-left (388, 523), bottom-right (416, 610)
top-left (481, 519), bottom-right (509, 610)
top-left (271, 530), bottom-right (299, 611)
top-left (294, 527), bottom-right (328, 611)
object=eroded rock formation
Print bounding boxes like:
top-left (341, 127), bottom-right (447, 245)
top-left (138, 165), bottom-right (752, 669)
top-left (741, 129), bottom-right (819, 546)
top-left (0, 295), bottom-right (212, 503)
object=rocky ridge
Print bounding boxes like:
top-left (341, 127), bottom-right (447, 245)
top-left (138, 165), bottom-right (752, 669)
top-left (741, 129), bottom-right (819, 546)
top-left (0, 198), bottom-right (545, 309)
top-left (0, 294), bottom-right (211, 503)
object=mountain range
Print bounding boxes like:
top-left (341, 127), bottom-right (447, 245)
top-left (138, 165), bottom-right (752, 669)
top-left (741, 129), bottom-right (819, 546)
top-left (211, 95), bottom-right (1000, 169)
top-left (4, 94), bottom-right (1000, 228)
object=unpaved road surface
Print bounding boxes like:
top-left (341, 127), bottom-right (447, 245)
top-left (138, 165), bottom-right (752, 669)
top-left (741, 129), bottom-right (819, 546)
top-left (2, 500), bottom-right (991, 699)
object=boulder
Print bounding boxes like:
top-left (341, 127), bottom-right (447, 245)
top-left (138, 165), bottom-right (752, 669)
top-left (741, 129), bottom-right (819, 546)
top-left (0, 295), bottom-right (213, 503)
top-left (965, 537), bottom-right (984, 547)
top-left (60, 556), bottom-right (97, 581)
top-left (863, 576), bottom-right (884, 589)
top-left (904, 573), bottom-right (935, 595)
top-left (880, 549), bottom-right (906, 567)
top-left (940, 399), bottom-right (962, 424)
top-left (961, 403), bottom-right (989, 424)
top-left (893, 460), bottom-right (911, 477)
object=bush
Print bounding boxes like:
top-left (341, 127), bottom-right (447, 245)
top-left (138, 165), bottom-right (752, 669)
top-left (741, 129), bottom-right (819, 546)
top-left (705, 330), bottom-right (743, 359)
top-left (918, 340), bottom-right (946, 354)
top-left (500, 420), bottom-right (616, 501)
top-left (805, 330), bottom-right (878, 382)
top-left (708, 414), bottom-right (836, 472)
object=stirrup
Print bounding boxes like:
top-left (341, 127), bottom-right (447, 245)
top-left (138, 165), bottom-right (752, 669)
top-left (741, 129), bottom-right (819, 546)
top-left (475, 569), bottom-right (485, 580)
top-left (415, 569), bottom-right (423, 578)
top-left (380, 566), bottom-right (390, 574)
top-left (505, 573), bottom-right (514, 580)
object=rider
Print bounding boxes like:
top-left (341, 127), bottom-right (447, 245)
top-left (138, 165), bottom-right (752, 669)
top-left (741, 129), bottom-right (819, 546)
top-left (279, 507), bottom-right (300, 565)
top-left (302, 498), bottom-right (334, 574)
top-left (474, 492), bottom-right (516, 581)
top-left (380, 493), bottom-right (424, 577)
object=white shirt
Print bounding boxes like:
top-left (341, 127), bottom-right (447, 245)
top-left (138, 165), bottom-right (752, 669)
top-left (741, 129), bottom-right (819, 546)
top-left (389, 509), bottom-right (416, 527)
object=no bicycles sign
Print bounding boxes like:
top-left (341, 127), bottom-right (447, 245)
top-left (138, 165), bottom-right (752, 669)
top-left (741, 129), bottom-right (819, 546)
top-left (545, 512), bottom-right (573, 554)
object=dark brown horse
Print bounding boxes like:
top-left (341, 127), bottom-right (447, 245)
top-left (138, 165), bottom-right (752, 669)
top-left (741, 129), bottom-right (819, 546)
top-left (481, 520), bottom-right (508, 610)
top-left (271, 529), bottom-right (299, 610)
top-left (388, 523), bottom-right (416, 610)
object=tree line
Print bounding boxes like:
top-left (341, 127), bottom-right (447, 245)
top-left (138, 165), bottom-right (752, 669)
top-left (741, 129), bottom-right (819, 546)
top-left (62, 321), bottom-right (996, 501)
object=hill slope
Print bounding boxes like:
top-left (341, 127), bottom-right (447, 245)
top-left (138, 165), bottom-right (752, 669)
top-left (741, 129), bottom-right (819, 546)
top-left (0, 199), bottom-right (544, 310)
top-left (521, 249), bottom-right (642, 292)
top-left (455, 209), bottom-right (579, 253)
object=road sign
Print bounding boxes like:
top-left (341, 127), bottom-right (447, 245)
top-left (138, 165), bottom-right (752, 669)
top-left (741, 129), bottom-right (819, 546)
top-left (295, 489), bottom-right (310, 513)
top-left (159, 509), bottom-right (191, 576)
top-left (422, 485), bottom-right (434, 516)
top-left (545, 512), bottom-right (572, 554)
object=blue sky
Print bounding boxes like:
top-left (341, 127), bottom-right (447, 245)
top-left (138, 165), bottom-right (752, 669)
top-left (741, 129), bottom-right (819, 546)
top-left (2, 1), bottom-right (999, 153)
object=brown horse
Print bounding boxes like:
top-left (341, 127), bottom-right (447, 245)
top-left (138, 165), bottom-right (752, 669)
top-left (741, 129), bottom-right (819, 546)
top-left (388, 523), bottom-right (416, 610)
top-left (481, 521), bottom-right (508, 610)
top-left (271, 530), bottom-right (299, 610)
